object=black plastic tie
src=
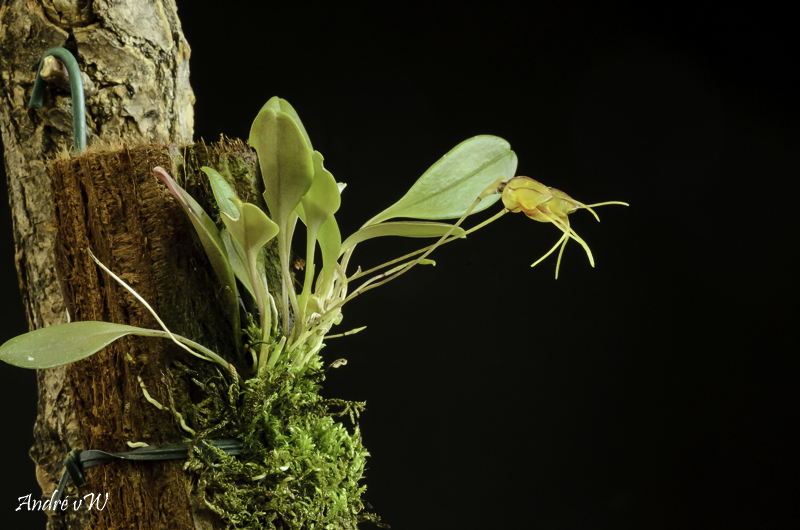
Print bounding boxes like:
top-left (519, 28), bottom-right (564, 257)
top-left (52, 439), bottom-right (242, 505)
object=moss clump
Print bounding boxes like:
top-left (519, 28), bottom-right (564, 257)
top-left (184, 361), bottom-right (386, 529)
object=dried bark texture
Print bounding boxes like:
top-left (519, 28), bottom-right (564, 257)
top-left (48, 142), bottom-right (267, 530)
top-left (0, 1), bottom-right (195, 528)
top-left (52, 146), bottom-right (199, 529)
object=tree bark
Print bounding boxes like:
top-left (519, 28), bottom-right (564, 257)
top-left (47, 141), bottom-right (269, 530)
top-left (0, 1), bottom-right (199, 528)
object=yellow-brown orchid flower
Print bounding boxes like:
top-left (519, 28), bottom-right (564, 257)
top-left (501, 176), bottom-right (628, 278)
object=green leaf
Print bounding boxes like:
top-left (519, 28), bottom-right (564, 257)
top-left (250, 109), bottom-right (315, 234)
top-left (339, 221), bottom-right (466, 256)
top-left (298, 151), bottom-right (342, 310)
top-left (364, 135), bottom-right (517, 226)
top-left (222, 197), bottom-right (280, 265)
top-left (153, 167), bottom-right (240, 348)
top-left (204, 167), bottom-right (261, 304)
top-left (259, 96), bottom-right (313, 151)
top-left (317, 215), bottom-right (342, 293)
top-left (302, 151), bottom-right (341, 236)
top-left (296, 204), bottom-right (342, 295)
top-left (1, 322), bottom-right (158, 369)
top-left (221, 197), bottom-right (279, 327)
top-left (202, 166), bottom-right (239, 220)
top-left (221, 227), bottom-right (255, 299)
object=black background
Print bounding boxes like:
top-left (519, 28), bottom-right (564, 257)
top-left (1, 2), bottom-right (798, 528)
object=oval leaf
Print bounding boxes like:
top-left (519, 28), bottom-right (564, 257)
top-left (364, 135), bottom-right (517, 226)
top-left (339, 221), bottom-right (466, 256)
top-left (259, 96), bottom-right (313, 151)
top-left (1, 322), bottom-right (150, 369)
top-left (249, 109), bottom-right (314, 232)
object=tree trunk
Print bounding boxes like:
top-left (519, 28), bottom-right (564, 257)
top-left (0, 1), bottom-right (207, 528)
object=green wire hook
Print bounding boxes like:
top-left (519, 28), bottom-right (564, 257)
top-left (29, 47), bottom-right (87, 154)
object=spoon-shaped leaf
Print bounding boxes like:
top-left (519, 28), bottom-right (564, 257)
top-left (339, 221), bottom-right (466, 257)
top-left (259, 96), bottom-right (313, 151)
top-left (221, 197), bottom-right (279, 331)
top-left (250, 107), bottom-right (315, 327)
top-left (364, 135), bottom-right (517, 226)
top-left (249, 109), bottom-right (315, 233)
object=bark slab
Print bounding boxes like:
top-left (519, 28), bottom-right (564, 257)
top-left (0, 1), bottom-right (200, 528)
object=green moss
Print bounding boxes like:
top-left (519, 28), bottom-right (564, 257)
top-left (183, 360), bottom-right (385, 529)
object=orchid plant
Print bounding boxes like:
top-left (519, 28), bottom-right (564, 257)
top-left (0, 96), bottom-right (628, 527)
top-left (0, 96), bottom-right (627, 377)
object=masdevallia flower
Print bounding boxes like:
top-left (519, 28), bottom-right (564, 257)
top-left (501, 176), bottom-right (628, 278)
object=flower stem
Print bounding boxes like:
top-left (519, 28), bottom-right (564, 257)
top-left (349, 208), bottom-right (508, 282)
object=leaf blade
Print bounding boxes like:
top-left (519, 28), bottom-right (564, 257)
top-left (259, 96), bottom-right (313, 151)
top-left (364, 135), bottom-right (517, 225)
top-left (317, 215), bottom-right (342, 292)
top-left (249, 109), bottom-right (315, 231)
top-left (221, 197), bottom-right (279, 329)
top-left (202, 166), bottom-right (240, 220)
top-left (1, 322), bottom-right (148, 369)
top-left (221, 227), bottom-right (255, 299)
top-left (302, 151), bottom-right (341, 236)
top-left (221, 197), bottom-right (280, 260)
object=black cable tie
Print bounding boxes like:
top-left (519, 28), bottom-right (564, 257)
top-left (52, 439), bottom-right (242, 505)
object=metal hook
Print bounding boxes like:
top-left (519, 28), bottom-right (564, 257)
top-left (29, 47), bottom-right (87, 154)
